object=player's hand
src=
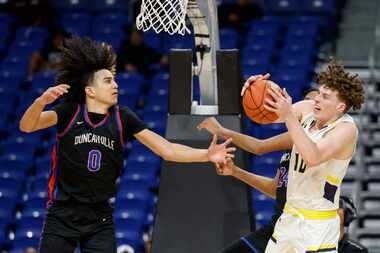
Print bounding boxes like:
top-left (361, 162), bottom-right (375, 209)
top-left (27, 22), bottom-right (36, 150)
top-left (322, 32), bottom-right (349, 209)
top-left (241, 73), bottom-right (270, 96)
top-left (197, 117), bottom-right (225, 137)
top-left (37, 84), bottom-right (70, 106)
top-left (207, 135), bottom-right (236, 164)
top-left (264, 87), bottom-right (293, 120)
top-left (215, 158), bottom-right (237, 176)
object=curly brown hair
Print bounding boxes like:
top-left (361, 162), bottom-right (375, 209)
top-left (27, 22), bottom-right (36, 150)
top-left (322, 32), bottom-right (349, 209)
top-left (317, 58), bottom-right (365, 112)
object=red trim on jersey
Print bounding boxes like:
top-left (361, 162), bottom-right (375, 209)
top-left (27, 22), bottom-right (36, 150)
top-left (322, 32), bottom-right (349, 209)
top-left (116, 107), bottom-right (124, 145)
top-left (47, 144), bottom-right (57, 206)
top-left (57, 104), bottom-right (81, 138)
top-left (84, 105), bottom-right (110, 128)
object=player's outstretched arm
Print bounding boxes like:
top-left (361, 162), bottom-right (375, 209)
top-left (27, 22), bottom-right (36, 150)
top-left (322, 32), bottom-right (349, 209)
top-left (134, 129), bottom-right (236, 163)
top-left (216, 159), bottom-right (278, 199)
top-left (197, 117), bottom-right (292, 155)
top-left (19, 84), bottom-right (69, 133)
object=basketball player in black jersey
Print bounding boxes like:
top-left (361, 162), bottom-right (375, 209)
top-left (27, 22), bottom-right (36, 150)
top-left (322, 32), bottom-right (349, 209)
top-left (19, 36), bottom-right (235, 253)
top-left (197, 84), bottom-right (318, 253)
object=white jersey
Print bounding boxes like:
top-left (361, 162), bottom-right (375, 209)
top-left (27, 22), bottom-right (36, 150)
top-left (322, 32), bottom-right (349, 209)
top-left (287, 113), bottom-right (356, 211)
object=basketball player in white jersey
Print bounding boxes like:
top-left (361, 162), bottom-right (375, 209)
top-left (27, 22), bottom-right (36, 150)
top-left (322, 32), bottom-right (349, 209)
top-left (237, 59), bottom-right (365, 253)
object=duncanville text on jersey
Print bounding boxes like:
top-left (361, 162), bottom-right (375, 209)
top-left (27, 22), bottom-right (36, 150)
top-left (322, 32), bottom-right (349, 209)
top-left (74, 133), bottom-right (115, 150)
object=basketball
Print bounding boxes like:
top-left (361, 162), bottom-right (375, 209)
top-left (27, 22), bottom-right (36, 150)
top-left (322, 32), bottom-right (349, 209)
top-left (242, 79), bottom-right (280, 124)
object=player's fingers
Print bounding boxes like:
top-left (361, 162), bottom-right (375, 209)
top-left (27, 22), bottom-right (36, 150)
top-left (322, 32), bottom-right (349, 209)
top-left (55, 87), bottom-right (68, 94)
top-left (269, 84), bottom-right (283, 97)
top-left (226, 147), bottom-right (236, 153)
top-left (56, 86), bottom-right (69, 93)
top-left (263, 104), bottom-right (277, 112)
top-left (48, 89), bottom-right (61, 97)
top-left (211, 134), bottom-right (217, 145)
top-left (196, 121), bottom-right (204, 130)
top-left (282, 88), bottom-right (290, 99)
top-left (226, 154), bottom-right (235, 159)
top-left (222, 138), bottom-right (233, 147)
top-left (261, 73), bottom-right (270, 80)
top-left (267, 88), bottom-right (281, 101)
top-left (57, 84), bottom-right (70, 89)
top-left (265, 98), bottom-right (277, 107)
top-left (241, 84), bottom-right (249, 96)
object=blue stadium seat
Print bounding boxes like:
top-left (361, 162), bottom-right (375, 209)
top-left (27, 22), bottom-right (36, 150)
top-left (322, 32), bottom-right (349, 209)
top-left (1, 143), bottom-right (36, 160)
top-left (267, 0), bottom-right (301, 13)
top-left (0, 167), bottom-right (25, 180)
top-left (122, 169), bottom-right (159, 188)
top-left (286, 23), bottom-right (319, 41)
top-left (116, 72), bottom-right (145, 87)
top-left (115, 220), bottom-right (144, 244)
top-left (247, 23), bottom-right (280, 38)
top-left (282, 37), bottom-right (317, 55)
top-left (0, 70), bottom-right (24, 88)
top-left (302, 0), bottom-right (336, 15)
top-left (117, 188), bottom-right (155, 207)
top-left (220, 29), bottom-right (239, 49)
top-left (60, 12), bottom-right (91, 25)
top-left (124, 160), bottom-right (160, 175)
top-left (143, 32), bottom-right (164, 53)
top-left (0, 155), bottom-right (31, 173)
top-left (13, 227), bottom-right (42, 243)
top-left (117, 77), bottom-right (142, 97)
top-left (256, 210), bottom-right (274, 228)
top-left (118, 95), bottom-right (138, 110)
top-left (64, 22), bottom-right (91, 36)
top-left (30, 175), bottom-right (50, 193)
top-left (52, 0), bottom-right (89, 11)
top-left (0, 178), bottom-right (22, 193)
top-left (90, 0), bottom-right (129, 13)
top-left (9, 238), bottom-right (39, 253)
top-left (114, 207), bottom-right (147, 224)
top-left (15, 27), bottom-right (49, 42)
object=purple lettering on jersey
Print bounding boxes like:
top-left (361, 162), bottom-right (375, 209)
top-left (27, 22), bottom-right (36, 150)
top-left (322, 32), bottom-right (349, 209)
top-left (277, 166), bottom-right (288, 188)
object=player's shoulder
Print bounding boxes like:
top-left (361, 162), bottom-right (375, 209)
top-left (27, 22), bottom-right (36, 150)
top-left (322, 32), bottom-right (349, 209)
top-left (334, 115), bottom-right (358, 136)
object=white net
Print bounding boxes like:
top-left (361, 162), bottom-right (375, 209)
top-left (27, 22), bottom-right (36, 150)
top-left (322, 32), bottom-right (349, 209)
top-left (136, 0), bottom-right (191, 35)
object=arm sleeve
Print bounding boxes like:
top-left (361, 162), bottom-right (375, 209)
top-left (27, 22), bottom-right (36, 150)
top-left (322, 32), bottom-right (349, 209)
top-left (119, 107), bottom-right (148, 142)
top-left (51, 102), bottom-right (78, 133)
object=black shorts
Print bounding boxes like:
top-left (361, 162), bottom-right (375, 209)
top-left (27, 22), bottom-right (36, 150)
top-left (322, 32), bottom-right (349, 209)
top-left (39, 200), bottom-right (116, 253)
top-left (221, 223), bottom-right (275, 253)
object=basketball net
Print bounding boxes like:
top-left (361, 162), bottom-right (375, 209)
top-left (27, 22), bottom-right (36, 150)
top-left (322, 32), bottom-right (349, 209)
top-left (136, 0), bottom-right (191, 35)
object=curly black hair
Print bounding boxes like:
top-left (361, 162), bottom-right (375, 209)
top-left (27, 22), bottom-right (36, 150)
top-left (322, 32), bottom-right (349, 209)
top-left (317, 58), bottom-right (365, 112)
top-left (55, 36), bottom-right (116, 104)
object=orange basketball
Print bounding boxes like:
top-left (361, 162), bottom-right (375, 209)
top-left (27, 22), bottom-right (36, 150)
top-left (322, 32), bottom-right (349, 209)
top-left (242, 79), bottom-right (279, 124)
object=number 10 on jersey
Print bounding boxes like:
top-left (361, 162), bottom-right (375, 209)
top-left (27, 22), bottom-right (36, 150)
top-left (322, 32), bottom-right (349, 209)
top-left (294, 153), bottom-right (306, 173)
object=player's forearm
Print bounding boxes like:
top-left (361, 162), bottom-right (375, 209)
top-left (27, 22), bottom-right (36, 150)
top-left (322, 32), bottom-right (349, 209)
top-left (221, 128), bottom-right (266, 155)
top-left (164, 143), bottom-right (209, 163)
top-left (222, 128), bottom-right (291, 155)
top-left (233, 167), bottom-right (277, 199)
top-left (19, 98), bottom-right (46, 133)
top-left (284, 111), bottom-right (319, 166)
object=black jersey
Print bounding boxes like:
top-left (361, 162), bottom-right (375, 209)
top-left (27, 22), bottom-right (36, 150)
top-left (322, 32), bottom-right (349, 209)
top-left (271, 151), bottom-right (290, 223)
top-left (48, 103), bottom-right (146, 204)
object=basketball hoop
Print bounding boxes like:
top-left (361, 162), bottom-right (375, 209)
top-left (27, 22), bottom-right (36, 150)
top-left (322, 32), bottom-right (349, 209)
top-left (136, 0), bottom-right (191, 35)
